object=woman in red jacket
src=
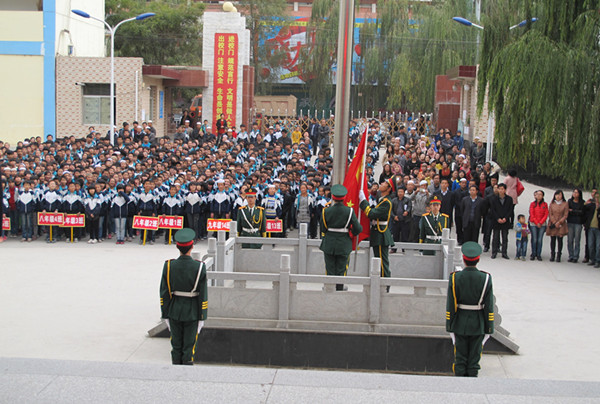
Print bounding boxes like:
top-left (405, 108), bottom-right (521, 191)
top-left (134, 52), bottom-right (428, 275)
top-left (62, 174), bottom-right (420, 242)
top-left (529, 190), bottom-right (549, 261)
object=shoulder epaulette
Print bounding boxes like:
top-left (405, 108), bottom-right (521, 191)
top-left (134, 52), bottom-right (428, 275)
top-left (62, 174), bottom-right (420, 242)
top-left (423, 213), bottom-right (430, 216)
top-left (441, 213), bottom-right (449, 217)
top-left (240, 206), bottom-right (247, 209)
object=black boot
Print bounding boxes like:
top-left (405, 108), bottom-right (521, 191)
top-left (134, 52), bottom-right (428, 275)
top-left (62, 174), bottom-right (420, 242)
top-left (556, 253), bottom-right (561, 263)
top-left (550, 252), bottom-right (555, 262)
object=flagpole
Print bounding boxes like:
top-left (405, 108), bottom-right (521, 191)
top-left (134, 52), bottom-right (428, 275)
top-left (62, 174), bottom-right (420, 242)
top-left (352, 127), bottom-right (369, 273)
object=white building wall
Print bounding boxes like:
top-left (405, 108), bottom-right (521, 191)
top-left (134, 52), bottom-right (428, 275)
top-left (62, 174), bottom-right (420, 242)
top-left (56, 0), bottom-right (105, 57)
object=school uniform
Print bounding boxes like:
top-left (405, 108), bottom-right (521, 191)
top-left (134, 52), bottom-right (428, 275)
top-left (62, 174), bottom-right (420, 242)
top-left (185, 192), bottom-right (203, 240)
top-left (17, 190), bottom-right (37, 240)
top-left (84, 194), bottom-right (103, 242)
top-left (138, 190), bottom-right (159, 243)
top-left (161, 194), bottom-right (184, 243)
top-left (41, 189), bottom-right (62, 242)
top-left (111, 191), bottom-right (130, 242)
top-left (62, 191), bottom-right (84, 240)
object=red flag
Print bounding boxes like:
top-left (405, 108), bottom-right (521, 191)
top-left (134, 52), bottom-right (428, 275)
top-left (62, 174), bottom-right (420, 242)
top-left (343, 127), bottom-right (370, 249)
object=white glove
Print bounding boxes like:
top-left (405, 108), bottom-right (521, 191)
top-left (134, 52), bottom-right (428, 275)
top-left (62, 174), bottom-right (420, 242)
top-left (358, 190), bottom-right (366, 202)
top-left (164, 319), bottom-right (170, 331)
top-left (482, 334), bottom-right (491, 346)
top-left (450, 332), bottom-right (456, 345)
top-left (197, 320), bottom-right (204, 334)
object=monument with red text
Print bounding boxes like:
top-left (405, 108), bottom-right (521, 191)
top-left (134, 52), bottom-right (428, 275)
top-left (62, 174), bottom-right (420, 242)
top-left (202, 9), bottom-right (251, 130)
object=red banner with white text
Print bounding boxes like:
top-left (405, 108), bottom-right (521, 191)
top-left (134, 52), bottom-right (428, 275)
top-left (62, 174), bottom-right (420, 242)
top-left (213, 33), bottom-right (238, 129)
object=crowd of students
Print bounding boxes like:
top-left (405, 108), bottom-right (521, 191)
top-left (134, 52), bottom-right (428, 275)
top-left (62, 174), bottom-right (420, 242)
top-left (2, 114), bottom-right (599, 268)
top-left (0, 117), bottom-right (390, 245)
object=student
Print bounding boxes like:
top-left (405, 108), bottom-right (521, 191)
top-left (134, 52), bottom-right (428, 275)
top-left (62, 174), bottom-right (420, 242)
top-left (62, 182), bottom-right (84, 242)
top-left (40, 179), bottom-right (62, 243)
top-left (161, 185), bottom-right (183, 244)
top-left (84, 186), bottom-right (103, 244)
top-left (515, 214), bottom-right (529, 260)
top-left (137, 180), bottom-right (158, 244)
top-left (185, 182), bottom-right (202, 242)
top-left (17, 180), bottom-right (37, 242)
top-left (111, 184), bottom-right (129, 244)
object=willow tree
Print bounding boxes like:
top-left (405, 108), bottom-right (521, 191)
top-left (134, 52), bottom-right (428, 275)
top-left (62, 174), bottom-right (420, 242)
top-left (237, 0), bottom-right (290, 95)
top-left (479, 0), bottom-right (600, 187)
top-left (385, 0), bottom-right (477, 111)
top-left (299, 0), bottom-right (340, 109)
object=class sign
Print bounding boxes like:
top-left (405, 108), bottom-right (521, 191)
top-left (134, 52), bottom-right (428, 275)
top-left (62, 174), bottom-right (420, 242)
top-left (207, 218), bottom-right (231, 232)
top-left (132, 215), bottom-right (160, 231)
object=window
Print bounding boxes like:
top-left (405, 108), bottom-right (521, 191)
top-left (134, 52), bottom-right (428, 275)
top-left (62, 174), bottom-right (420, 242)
top-left (82, 83), bottom-right (115, 125)
top-left (148, 86), bottom-right (157, 121)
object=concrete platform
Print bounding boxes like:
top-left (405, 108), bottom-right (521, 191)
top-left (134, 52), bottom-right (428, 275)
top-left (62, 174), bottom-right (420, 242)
top-left (0, 177), bottom-right (599, 401)
top-left (1, 357), bottom-right (599, 403)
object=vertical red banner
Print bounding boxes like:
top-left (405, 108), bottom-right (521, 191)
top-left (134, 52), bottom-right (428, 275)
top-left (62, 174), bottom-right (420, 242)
top-left (213, 33), bottom-right (238, 129)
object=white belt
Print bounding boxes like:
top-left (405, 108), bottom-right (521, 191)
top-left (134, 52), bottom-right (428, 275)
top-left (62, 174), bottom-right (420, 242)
top-left (327, 228), bottom-right (348, 233)
top-left (426, 235), bottom-right (442, 240)
top-left (458, 304), bottom-right (483, 310)
top-left (173, 291), bottom-right (199, 297)
top-left (242, 228), bottom-right (259, 233)
top-left (371, 221), bottom-right (388, 226)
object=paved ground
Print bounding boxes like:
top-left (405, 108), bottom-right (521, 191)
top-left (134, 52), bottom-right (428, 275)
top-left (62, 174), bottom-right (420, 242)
top-left (1, 177), bottom-right (599, 402)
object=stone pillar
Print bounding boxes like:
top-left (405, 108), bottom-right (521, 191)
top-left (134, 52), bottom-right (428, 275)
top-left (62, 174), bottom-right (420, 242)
top-left (202, 11), bottom-right (250, 129)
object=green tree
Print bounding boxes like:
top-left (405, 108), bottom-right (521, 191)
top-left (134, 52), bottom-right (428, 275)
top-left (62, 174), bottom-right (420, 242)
top-left (105, 0), bottom-right (205, 65)
top-left (237, 0), bottom-right (290, 95)
top-left (478, 0), bottom-right (600, 187)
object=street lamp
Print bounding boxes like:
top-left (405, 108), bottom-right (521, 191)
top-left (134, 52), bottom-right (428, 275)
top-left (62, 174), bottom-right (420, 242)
top-left (452, 14), bottom-right (538, 162)
top-left (71, 9), bottom-right (155, 145)
top-left (452, 16), bottom-right (538, 31)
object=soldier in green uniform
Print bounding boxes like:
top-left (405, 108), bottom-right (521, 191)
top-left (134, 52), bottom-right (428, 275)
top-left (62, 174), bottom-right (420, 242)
top-left (160, 228), bottom-right (208, 365)
top-left (359, 178), bottom-right (395, 284)
top-left (319, 184), bottom-right (363, 291)
top-left (446, 241), bottom-right (494, 377)
top-left (419, 196), bottom-right (450, 256)
top-left (237, 189), bottom-right (266, 249)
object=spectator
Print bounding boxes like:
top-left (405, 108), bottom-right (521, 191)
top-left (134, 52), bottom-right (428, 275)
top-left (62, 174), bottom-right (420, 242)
top-left (584, 191), bottom-right (600, 268)
top-left (504, 169), bottom-right (522, 205)
top-left (460, 185), bottom-right (485, 243)
top-left (547, 190), bottom-right (569, 262)
top-left (391, 187), bottom-right (412, 251)
top-left (567, 189), bottom-right (585, 263)
top-left (515, 214), bottom-right (530, 260)
top-left (529, 190), bottom-right (549, 261)
top-left (489, 183), bottom-right (514, 259)
top-left (583, 189), bottom-right (598, 264)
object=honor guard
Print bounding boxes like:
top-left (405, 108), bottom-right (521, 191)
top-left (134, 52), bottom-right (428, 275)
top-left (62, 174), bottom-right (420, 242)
top-left (359, 178), bottom-right (395, 281)
top-left (319, 184), bottom-right (363, 291)
top-left (237, 189), bottom-right (266, 249)
top-left (446, 242), bottom-right (494, 377)
top-left (419, 196), bottom-right (450, 256)
top-left (160, 228), bottom-right (208, 365)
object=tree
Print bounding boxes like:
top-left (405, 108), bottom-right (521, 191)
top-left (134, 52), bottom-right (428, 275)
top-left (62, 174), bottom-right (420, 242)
top-left (236, 0), bottom-right (290, 95)
top-left (105, 0), bottom-right (205, 66)
top-left (478, 0), bottom-right (600, 187)
top-left (299, 0), bottom-right (477, 112)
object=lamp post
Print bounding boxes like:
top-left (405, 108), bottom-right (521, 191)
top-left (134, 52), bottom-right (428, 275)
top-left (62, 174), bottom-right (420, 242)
top-left (71, 9), bottom-right (155, 145)
top-left (452, 14), bottom-right (538, 162)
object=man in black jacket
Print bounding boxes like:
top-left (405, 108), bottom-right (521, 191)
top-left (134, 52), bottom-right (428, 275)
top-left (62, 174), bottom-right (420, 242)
top-left (489, 183), bottom-right (514, 259)
top-left (308, 118), bottom-right (320, 156)
top-left (453, 178), bottom-right (469, 245)
top-left (435, 178), bottom-right (454, 229)
top-left (460, 185), bottom-right (485, 243)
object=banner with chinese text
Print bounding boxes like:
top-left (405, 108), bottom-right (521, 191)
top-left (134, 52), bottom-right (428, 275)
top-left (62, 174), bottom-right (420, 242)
top-left (266, 219), bottom-right (283, 233)
top-left (159, 215), bottom-right (184, 230)
top-left (132, 216), bottom-right (160, 231)
top-left (2, 217), bottom-right (10, 231)
top-left (38, 212), bottom-right (65, 226)
top-left (213, 33), bottom-right (238, 128)
top-left (207, 218), bottom-right (231, 232)
top-left (61, 214), bottom-right (85, 228)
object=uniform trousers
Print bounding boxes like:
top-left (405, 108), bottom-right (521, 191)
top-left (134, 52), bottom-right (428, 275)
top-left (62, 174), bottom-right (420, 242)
top-left (454, 334), bottom-right (485, 377)
top-left (324, 253), bottom-right (350, 291)
top-left (372, 245), bottom-right (390, 278)
top-left (169, 319), bottom-right (199, 365)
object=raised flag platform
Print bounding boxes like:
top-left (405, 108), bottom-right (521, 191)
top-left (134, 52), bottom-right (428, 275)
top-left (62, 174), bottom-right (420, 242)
top-left (148, 224), bottom-right (518, 374)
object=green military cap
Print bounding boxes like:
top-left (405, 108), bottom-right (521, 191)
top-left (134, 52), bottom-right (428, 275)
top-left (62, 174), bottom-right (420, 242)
top-left (175, 228), bottom-right (196, 247)
top-left (461, 241), bottom-right (482, 259)
top-left (331, 184), bottom-right (347, 201)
